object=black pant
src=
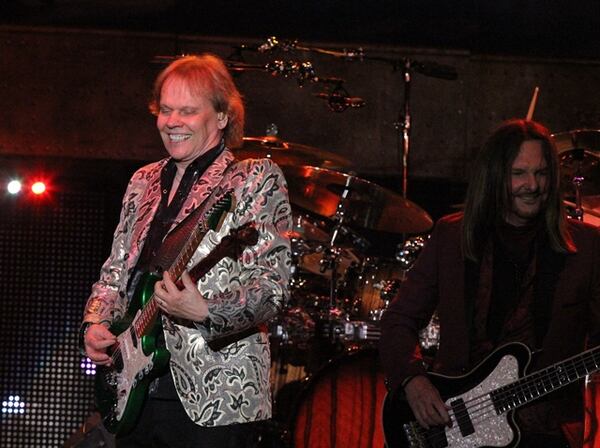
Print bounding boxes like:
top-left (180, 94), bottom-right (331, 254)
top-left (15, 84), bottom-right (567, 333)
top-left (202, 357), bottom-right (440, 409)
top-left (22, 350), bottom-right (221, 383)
top-left (116, 397), bottom-right (263, 448)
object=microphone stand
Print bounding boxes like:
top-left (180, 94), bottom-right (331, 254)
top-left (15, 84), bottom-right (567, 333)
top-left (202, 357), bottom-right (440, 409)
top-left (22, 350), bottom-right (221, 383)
top-left (225, 38), bottom-right (457, 195)
top-left (398, 59), bottom-right (412, 199)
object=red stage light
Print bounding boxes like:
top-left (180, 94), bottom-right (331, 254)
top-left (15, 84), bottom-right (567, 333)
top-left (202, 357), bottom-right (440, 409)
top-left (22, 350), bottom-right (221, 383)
top-left (31, 181), bottom-right (46, 195)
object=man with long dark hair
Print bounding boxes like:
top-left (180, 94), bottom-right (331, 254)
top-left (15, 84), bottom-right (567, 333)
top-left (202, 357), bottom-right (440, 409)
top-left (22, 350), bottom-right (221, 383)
top-left (380, 119), bottom-right (600, 447)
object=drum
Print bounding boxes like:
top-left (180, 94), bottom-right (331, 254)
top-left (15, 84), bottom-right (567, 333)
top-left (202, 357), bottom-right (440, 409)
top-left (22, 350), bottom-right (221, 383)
top-left (290, 349), bottom-right (386, 448)
top-left (584, 373), bottom-right (600, 448)
top-left (343, 257), bottom-right (406, 320)
top-left (288, 213), bottom-right (330, 252)
top-left (300, 247), bottom-right (361, 280)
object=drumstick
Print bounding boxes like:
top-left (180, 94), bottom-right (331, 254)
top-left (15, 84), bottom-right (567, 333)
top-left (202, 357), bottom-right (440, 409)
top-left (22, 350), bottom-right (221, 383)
top-left (526, 86), bottom-right (540, 120)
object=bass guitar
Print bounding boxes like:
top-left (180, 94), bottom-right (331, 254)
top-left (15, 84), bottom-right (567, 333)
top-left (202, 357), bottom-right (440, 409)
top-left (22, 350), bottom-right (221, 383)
top-left (382, 341), bottom-right (600, 448)
top-left (95, 192), bottom-right (259, 435)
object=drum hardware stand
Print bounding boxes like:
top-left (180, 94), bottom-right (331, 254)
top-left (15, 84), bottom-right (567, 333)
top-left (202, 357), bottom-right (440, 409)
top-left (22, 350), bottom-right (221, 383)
top-left (570, 147), bottom-right (586, 221)
top-left (318, 174), bottom-right (355, 341)
top-left (572, 173), bottom-right (585, 221)
top-left (395, 59), bottom-right (412, 199)
top-left (389, 58), bottom-right (457, 198)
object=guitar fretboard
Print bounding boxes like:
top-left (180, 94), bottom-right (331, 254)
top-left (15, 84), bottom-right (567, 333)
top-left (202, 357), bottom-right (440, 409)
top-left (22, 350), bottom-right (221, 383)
top-left (491, 345), bottom-right (600, 414)
top-left (131, 192), bottom-right (232, 339)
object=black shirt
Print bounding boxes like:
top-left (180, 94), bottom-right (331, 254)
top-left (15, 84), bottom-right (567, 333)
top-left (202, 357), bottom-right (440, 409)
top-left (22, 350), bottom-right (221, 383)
top-left (136, 140), bottom-right (225, 399)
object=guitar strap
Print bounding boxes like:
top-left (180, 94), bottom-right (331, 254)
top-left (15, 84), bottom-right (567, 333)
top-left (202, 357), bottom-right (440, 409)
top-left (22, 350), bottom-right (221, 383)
top-left (147, 158), bottom-right (239, 276)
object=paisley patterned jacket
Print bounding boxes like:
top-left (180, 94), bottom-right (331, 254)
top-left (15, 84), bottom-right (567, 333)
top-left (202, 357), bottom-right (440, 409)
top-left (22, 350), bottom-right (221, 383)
top-left (82, 148), bottom-right (292, 426)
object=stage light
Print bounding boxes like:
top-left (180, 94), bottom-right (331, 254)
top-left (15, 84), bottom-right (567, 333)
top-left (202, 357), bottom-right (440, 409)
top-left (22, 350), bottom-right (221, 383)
top-left (80, 357), bottom-right (96, 376)
top-left (31, 181), bottom-right (46, 195)
top-left (1, 395), bottom-right (25, 415)
top-left (7, 180), bottom-right (22, 194)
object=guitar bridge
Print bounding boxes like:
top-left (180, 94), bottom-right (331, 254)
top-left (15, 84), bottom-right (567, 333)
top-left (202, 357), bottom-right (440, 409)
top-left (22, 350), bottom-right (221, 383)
top-left (404, 421), bottom-right (449, 448)
top-left (403, 422), bottom-right (429, 448)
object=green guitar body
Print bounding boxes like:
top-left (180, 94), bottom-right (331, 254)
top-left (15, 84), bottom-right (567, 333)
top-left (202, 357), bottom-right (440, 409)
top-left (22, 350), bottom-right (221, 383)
top-left (94, 272), bottom-right (170, 435)
top-left (92, 191), bottom-right (236, 435)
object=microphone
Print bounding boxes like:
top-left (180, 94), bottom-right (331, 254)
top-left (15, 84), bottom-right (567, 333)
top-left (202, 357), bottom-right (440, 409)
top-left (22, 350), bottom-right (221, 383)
top-left (314, 93), bottom-right (366, 112)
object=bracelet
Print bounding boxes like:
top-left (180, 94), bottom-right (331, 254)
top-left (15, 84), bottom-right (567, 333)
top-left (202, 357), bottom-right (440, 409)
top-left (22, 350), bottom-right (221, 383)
top-left (78, 322), bottom-right (92, 355)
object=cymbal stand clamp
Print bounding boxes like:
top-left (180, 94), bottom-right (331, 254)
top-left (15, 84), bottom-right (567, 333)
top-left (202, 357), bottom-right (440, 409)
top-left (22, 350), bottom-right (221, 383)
top-left (572, 173), bottom-right (585, 221)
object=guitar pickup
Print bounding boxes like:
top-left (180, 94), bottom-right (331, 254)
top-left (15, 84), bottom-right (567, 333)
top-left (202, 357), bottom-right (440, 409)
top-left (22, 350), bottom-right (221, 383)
top-left (450, 398), bottom-right (475, 436)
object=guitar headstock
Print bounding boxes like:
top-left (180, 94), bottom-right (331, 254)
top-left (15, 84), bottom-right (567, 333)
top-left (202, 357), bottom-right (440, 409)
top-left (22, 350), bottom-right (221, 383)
top-left (184, 222), bottom-right (259, 286)
top-left (232, 222), bottom-right (259, 246)
top-left (220, 222), bottom-right (259, 260)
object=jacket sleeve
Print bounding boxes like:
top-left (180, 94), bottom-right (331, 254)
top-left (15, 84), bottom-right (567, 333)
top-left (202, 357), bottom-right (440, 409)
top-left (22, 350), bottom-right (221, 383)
top-left (195, 159), bottom-right (292, 341)
top-left (81, 165), bottom-right (153, 328)
top-left (379, 219), bottom-right (445, 391)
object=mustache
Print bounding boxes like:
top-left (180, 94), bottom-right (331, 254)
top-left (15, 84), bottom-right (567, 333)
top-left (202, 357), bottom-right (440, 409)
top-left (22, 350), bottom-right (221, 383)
top-left (513, 187), bottom-right (544, 197)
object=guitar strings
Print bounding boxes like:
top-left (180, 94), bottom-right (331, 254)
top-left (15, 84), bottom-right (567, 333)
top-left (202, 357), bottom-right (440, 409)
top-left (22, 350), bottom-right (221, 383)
top-left (106, 228), bottom-right (199, 366)
top-left (102, 195), bottom-right (231, 370)
top-left (410, 349), bottom-right (600, 446)
top-left (421, 351), bottom-right (598, 445)
top-left (107, 293), bottom-right (161, 365)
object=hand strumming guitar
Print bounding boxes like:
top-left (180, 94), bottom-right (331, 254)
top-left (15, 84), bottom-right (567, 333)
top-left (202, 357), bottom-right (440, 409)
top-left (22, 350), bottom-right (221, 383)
top-left (84, 324), bottom-right (116, 366)
top-left (154, 271), bottom-right (209, 322)
top-left (404, 375), bottom-right (451, 429)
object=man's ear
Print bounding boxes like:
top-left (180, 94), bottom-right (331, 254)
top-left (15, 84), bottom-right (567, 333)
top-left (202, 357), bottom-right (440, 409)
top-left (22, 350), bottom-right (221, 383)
top-left (217, 112), bottom-right (228, 129)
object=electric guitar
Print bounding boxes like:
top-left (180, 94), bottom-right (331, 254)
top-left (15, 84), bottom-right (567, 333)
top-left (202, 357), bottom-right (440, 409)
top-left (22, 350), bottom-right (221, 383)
top-left (382, 341), bottom-right (600, 448)
top-left (94, 192), bottom-right (259, 435)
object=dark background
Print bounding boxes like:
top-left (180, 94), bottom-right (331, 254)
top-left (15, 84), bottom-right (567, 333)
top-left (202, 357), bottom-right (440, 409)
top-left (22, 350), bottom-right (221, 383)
top-left (1, 3), bottom-right (600, 446)
top-left (2, 0), bottom-right (600, 59)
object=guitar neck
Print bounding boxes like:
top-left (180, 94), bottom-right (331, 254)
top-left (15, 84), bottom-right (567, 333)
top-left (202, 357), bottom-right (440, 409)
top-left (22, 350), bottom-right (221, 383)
top-left (133, 222), bottom-right (258, 338)
top-left (132, 223), bottom-right (207, 337)
top-left (491, 345), bottom-right (600, 414)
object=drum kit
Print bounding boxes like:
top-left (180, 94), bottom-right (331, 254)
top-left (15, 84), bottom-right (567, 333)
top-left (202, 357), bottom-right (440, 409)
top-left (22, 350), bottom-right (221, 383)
top-left (234, 136), bottom-right (434, 445)
top-left (235, 129), bottom-right (600, 446)
top-left (553, 129), bottom-right (600, 224)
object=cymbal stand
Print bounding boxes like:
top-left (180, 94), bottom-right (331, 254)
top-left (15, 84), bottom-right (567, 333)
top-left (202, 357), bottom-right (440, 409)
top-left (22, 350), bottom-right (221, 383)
top-left (572, 173), bottom-right (585, 221)
top-left (319, 174), bottom-right (354, 340)
top-left (570, 147), bottom-right (586, 221)
top-left (397, 59), bottom-right (412, 199)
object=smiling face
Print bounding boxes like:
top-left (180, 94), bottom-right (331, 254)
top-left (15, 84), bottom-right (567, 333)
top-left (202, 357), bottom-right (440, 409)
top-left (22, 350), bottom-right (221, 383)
top-left (505, 139), bottom-right (549, 226)
top-left (156, 76), bottom-right (227, 169)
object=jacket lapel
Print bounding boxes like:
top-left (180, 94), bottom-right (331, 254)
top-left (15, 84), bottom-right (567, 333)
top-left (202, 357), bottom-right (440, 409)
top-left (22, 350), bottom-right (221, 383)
top-left (128, 160), bottom-right (166, 263)
top-left (168, 149), bottom-right (236, 233)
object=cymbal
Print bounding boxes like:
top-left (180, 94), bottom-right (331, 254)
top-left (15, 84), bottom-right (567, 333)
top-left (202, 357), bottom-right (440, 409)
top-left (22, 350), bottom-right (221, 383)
top-left (283, 165), bottom-right (433, 234)
top-left (553, 130), bottom-right (600, 196)
top-left (235, 136), bottom-right (352, 170)
top-left (553, 129), bottom-right (600, 154)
